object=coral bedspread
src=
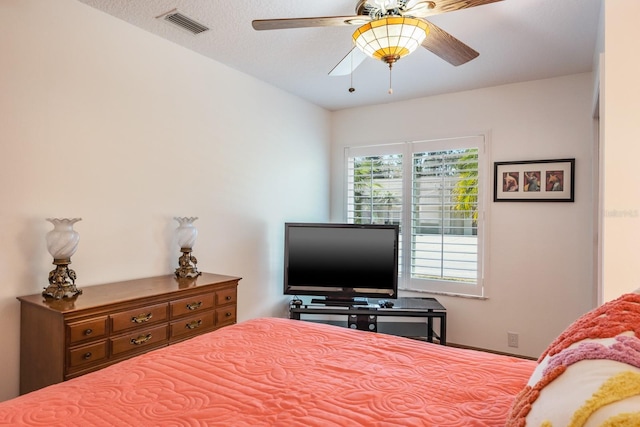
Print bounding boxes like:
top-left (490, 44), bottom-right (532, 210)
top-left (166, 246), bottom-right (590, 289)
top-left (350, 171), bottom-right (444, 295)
top-left (0, 318), bottom-right (535, 426)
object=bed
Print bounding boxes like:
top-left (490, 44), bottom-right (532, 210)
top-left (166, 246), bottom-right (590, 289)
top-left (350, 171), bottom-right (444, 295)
top-left (2, 292), bottom-right (639, 427)
top-left (0, 317), bottom-right (534, 426)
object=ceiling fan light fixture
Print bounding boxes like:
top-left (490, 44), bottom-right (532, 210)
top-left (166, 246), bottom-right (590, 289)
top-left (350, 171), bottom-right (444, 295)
top-left (352, 17), bottom-right (429, 65)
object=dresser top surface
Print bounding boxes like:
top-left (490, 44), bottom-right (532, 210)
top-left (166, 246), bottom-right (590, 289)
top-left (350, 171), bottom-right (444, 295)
top-left (17, 272), bottom-right (241, 313)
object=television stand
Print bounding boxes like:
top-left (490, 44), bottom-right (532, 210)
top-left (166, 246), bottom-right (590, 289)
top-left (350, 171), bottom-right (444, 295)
top-left (290, 297), bottom-right (447, 344)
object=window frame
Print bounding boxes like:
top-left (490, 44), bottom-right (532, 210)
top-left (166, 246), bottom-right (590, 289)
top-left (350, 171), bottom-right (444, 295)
top-left (344, 135), bottom-right (487, 298)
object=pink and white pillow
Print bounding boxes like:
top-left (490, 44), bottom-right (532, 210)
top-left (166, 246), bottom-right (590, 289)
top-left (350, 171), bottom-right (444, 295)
top-left (505, 291), bottom-right (640, 426)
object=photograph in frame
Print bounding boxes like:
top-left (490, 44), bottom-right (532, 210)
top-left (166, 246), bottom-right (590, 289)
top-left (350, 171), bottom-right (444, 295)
top-left (494, 159), bottom-right (574, 202)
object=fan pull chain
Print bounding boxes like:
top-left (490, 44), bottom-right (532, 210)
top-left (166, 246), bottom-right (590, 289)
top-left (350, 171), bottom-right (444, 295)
top-left (348, 50), bottom-right (355, 93)
top-left (388, 63), bottom-right (393, 95)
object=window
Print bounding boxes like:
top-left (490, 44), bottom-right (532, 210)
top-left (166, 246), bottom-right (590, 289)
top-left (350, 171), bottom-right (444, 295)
top-left (346, 136), bottom-right (486, 297)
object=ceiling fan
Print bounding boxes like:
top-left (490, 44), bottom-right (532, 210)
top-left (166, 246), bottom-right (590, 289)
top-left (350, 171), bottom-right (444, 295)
top-left (252, 0), bottom-right (503, 77)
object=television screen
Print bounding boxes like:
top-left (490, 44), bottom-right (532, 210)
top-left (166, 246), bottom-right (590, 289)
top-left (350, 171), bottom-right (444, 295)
top-left (284, 223), bottom-right (399, 303)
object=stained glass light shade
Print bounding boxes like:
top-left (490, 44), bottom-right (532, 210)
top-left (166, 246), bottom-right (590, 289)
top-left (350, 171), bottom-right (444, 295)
top-left (353, 17), bottom-right (429, 66)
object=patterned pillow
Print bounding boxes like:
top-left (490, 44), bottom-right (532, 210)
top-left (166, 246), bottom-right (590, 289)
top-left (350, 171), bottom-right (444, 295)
top-left (505, 292), bottom-right (640, 426)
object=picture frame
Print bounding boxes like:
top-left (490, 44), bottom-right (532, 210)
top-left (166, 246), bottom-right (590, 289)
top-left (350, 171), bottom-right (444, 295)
top-left (494, 158), bottom-right (575, 202)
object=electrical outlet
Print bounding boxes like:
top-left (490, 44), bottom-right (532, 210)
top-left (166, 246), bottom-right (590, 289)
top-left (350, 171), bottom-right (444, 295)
top-left (507, 332), bottom-right (519, 348)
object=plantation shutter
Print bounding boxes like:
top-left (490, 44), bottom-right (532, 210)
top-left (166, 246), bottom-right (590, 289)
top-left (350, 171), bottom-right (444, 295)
top-left (346, 144), bottom-right (404, 275)
top-left (346, 136), bottom-right (485, 297)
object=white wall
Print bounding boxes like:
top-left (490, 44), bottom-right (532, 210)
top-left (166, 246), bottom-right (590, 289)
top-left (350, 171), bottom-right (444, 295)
top-left (601, 0), bottom-right (640, 301)
top-left (0, 0), bottom-right (330, 401)
top-left (331, 73), bottom-right (595, 358)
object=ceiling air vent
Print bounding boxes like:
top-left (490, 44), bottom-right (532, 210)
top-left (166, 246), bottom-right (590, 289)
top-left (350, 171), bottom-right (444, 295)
top-left (157, 9), bottom-right (209, 35)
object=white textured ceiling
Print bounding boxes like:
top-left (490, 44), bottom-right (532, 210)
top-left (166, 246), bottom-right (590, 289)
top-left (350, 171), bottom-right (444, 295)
top-left (76, 0), bottom-right (603, 111)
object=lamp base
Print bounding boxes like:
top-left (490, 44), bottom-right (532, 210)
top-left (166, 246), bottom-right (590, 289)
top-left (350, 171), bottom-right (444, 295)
top-left (43, 259), bottom-right (82, 300)
top-left (175, 249), bottom-right (202, 279)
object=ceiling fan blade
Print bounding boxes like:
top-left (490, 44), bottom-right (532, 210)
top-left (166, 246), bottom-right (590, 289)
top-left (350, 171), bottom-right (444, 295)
top-left (328, 47), bottom-right (368, 76)
top-left (252, 16), bottom-right (371, 31)
top-left (421, 20), bottom-right (479, 66)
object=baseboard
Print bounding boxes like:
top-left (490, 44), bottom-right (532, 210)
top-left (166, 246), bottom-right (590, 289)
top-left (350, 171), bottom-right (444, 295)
top-left (445, 342), bottom-right (537, 360)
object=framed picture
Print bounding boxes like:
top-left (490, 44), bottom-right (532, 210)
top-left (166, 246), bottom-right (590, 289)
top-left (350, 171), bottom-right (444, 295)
top-left (494, 158), bottom-right (575, 202)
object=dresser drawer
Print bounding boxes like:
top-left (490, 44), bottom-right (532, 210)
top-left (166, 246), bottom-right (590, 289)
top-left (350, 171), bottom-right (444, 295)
top-left (170, 312), bottom-right (215, 340)
top-left (68, 341), bottom-right (108, 369)
top-left (68, 317), bottom-right (108, 345)
top-left (216, 287), bottom-right (237, 306)
top-left (111, 303), bottom-right (168, 333)
top-left (170, 293), bottom-right (214, 318)
top-left (110, 324), bottom-right (168, 356)
top-left (216, 305), bottom-right (237, 326)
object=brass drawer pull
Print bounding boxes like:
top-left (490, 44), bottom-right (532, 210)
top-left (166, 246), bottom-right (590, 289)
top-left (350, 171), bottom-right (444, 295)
top-left (225, 296), bottom-right (232, 301)
top-left (131, 313), bottom-right (153, 324)
top-left (131, 334), bottom-right (152, 345)
top-left (186, 320), bottom-right (202, 330)
top-left (83, 352), bottom-right (92, 360)
top-left (84, 328), bottom-right (93, 336)
top-left (186, 301), bottom-right (202, 311)
top-left (225, 312), bottom-right (232, 317)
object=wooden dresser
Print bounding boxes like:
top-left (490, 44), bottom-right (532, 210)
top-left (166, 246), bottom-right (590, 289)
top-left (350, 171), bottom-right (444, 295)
top-left (17, 272), bottom-right (240, 394)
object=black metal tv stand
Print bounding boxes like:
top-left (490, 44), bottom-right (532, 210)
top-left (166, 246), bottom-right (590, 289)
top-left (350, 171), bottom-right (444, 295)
top-left (289, 297), bottom-right (447, 345)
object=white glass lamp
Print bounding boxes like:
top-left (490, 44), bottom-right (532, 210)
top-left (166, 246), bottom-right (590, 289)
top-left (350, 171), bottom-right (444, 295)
top-left (43, 218), bottom-right (83, 299)
top-left (174, 217), bottom-right (202, 279)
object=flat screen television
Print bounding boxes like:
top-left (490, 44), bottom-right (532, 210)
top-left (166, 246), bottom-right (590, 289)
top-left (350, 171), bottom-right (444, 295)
top-left (283, 222), bottom-right (399, 305)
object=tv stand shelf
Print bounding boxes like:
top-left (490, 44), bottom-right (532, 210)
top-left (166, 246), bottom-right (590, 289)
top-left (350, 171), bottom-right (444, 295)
top-left (289, 297), bottom-right (446, 344)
